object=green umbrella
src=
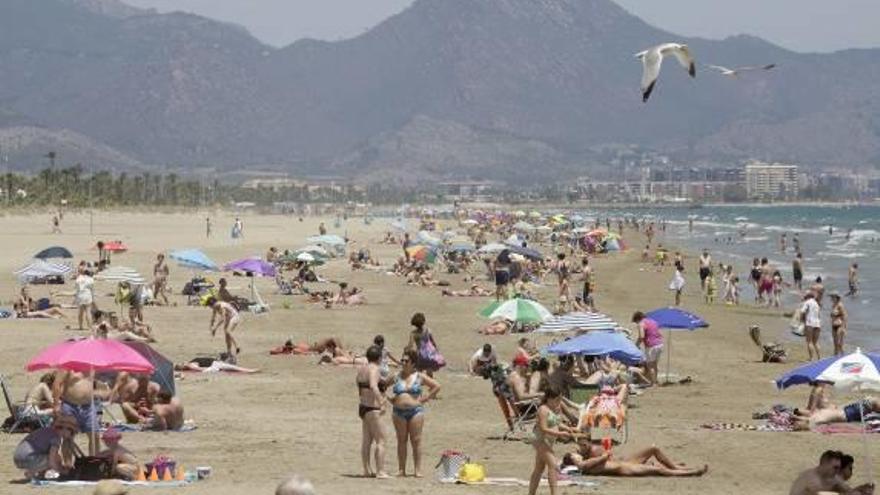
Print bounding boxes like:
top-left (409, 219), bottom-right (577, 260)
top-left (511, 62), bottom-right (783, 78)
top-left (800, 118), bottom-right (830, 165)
top-left (480, 299), bottom-right (552, 323)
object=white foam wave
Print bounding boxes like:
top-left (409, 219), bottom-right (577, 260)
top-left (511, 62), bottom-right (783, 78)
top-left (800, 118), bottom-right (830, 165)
top-left (815, 251), bottom-right (867, 259)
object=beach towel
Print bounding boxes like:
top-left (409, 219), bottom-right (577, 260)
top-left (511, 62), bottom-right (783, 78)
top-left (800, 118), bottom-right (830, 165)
top-left (31, 480), bottom-right (191, 488)
top-left (103, 420), bottom-right (197, 433)
top-left (701, 422), bottom-right (793, 432)
top-left (440, 477), bottom-right (598, 488)
top-left (813, 421), bottom-right (880, 435)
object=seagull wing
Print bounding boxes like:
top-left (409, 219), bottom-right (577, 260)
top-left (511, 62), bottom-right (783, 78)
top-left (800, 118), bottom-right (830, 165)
top-left (640, 48), bottom-right (663, 102)
top-left (735, 63), bottom-right (777, 72)
top-left (706, 64), bottom-right (732, 73)
top-left (669, 45), bottom-right (696, 78)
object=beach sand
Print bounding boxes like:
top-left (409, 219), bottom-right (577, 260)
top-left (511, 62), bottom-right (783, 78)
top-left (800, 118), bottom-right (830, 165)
top-left (0, 210), bottom-right (877, 494)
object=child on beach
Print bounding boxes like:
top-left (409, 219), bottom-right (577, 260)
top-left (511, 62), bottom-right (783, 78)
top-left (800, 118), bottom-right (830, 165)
top-left (704, 269), bottom-right (716, 305)
top-left (668, 265), bottom-right (685, 306)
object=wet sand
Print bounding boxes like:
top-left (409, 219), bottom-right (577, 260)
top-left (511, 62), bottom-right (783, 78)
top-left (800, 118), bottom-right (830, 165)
top-left (0, 210), bottom-right (877, 494)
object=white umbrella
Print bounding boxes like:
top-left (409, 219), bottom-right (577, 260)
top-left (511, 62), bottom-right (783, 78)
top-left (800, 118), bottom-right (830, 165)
top-left (296, 252), bottom-right (315, 263)
top-left (95, 266), bottom-right (146, 285)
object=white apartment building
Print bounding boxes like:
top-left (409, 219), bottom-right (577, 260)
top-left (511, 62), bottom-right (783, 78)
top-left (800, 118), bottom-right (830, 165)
top-left (745, 161), bottom-right (799, 199)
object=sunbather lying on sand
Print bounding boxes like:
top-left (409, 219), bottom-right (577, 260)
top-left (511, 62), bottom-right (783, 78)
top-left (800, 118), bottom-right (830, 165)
top-left (562, 443), bottom-right (708, 477)
top-left (793, 397), bottom-right (880, 429)
top-left (479, 319), bottom-right (512, 335)
top-left (14, 287), bottom-right (66, 319)
top-left (442, 284), bottom-right (493, 297)
top-left (174, 357), bottom-right (259, 373)
top-left (271, 337), bottom-right (344, 355)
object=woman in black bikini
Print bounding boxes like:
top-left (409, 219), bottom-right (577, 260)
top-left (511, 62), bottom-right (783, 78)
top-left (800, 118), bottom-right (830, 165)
top-left (356, 346), bottom-right (389, 479)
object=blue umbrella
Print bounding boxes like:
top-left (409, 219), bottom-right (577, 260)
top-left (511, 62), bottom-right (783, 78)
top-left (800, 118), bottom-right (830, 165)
top-left (34, 246), bottom-right (73, 259)
top-left (505, 244), bottom-right (544, 261)
top-left (645, 307), bottom-right (708, 383)
top-left (646, 307), bottom-right (709, 329)
top-left (169, 249), bottom-right (218, 271)
top-left (543, 330), bottom-right (644, 366)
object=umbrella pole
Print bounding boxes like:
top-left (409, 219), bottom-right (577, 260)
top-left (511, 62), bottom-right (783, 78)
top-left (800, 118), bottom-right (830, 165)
top-left (89, 367), bottom-right (97, 456)
top-left (860, 397), bottom-right (873, 483)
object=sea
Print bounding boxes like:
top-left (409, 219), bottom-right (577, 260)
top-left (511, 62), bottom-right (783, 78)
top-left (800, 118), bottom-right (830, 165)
top-left (583, 204), bottom-right (880, 351)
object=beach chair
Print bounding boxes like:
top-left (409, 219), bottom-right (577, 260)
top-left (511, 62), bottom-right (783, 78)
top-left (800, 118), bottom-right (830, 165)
top-left (577, 389), bottom-right (629, 445)
top-left (497, 393), bottom-right (539, 441)
top-left (1, 374), bottom-right (51, 433)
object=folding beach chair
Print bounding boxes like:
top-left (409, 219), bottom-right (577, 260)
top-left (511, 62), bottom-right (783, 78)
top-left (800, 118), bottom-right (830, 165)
top-left (577, 389), bottom-right (629, 445)
top-left (1, 374), bottom-right (51, 433)
top-left (497, 394), bottom-right (539, 441)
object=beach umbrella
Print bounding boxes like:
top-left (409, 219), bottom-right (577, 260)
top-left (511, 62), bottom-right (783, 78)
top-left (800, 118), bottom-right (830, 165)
top-left (646, 308), bottom-right (709, 384)
top-left (34, 246), bottom-right (73, 260)
top-left (775, 349), bottom-right (880, 482)
top-left (478, 243), bottom-right (508, 254)
top-left (529, 211), bottom-right (542, 219)
top-left (461, 219), bottom-right (479, 227)
top-left (542, 330), bottom-right (644, 366)
top-left (513, 221), bottom-right (535, 232)
top-left (101, 241), bottom-right (128, 253)
top-left (449, 243), bottom-right (475, 253)
top-left (95, 265), bottom-right (146, 285)
top-left (535, 312), bottom-right (621, 333)
top-left (297, 245), bottom-right (330, 257)
top-left (169, 249), bottom-right (218, 271)
top-left (224, 258), bottom-right (277, 277)
top-left (535, 225), bottom-right (553, 233)
top-left (505, 244), bottom-right (544, 261)
top-left (406, 245), bottom-right (437, 264)
top-left (26, 337), bottom-right (155, 452)
top-left (417, 231), bottom-right (442, 247)
top-left (390, 219), bottom-right (408, 232)
top-left (514, 210), bottom-right (526, 218)
top-left (120, 342), bottom-right (175, 396)
top-left (306, 234), bottom-right (346, 246)
top-left (14, 259), bottom-right (71, 283)
top-left (296, 252), bottom-right (316, 263)
top-left (480, 299), bottom-right (552, 323)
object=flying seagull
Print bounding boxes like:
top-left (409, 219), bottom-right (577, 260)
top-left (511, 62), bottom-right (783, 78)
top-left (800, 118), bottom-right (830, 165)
top-left (705, 63), bottom-right (777, 77)
top-left (635, 43), bottom-right (696, 103)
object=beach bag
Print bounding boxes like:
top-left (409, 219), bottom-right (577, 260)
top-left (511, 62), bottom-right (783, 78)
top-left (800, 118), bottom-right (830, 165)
top-left (458, 463), bottom-right (487, 483)
top-left (435, 450), bottom-right (468, 481)
top-left (418, 332), bottom-right (446, 370)
top-left (70, 456), bottom-right (113, 481)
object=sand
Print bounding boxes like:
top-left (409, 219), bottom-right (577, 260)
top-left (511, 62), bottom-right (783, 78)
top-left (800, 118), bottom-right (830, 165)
top-left (0, 210), bottom-right (877, 495)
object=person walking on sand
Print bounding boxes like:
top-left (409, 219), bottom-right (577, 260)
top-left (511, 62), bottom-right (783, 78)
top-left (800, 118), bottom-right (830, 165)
top-left (801, 293), bottom-right (822, 361)
top-left (73, 269), bottom-right (95, 331)
top-left (151, 254), bottom-right (169, 306)
top-left (207, 296), bottom-right (241, 359)
top-left (668, 264), bottom-right (685, 306)
top-left (205, 217), bottom-right (212, 238)
top-left (528, 387), bottom-right (578, 495)
top-left (698, 249), bottom-right (711, 290)
top-left (51, 215), bottom-right (61, 234)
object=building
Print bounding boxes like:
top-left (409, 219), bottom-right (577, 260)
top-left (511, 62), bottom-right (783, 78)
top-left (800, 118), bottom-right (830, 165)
top-left (745, 161), bottom-right (799, 200)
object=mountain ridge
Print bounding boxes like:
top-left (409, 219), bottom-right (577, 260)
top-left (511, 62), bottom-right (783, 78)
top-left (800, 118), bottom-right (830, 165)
top-left (0, 0), bottom-right (877, 182)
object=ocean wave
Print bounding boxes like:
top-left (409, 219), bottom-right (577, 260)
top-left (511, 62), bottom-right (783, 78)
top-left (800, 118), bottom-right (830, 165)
top-left (815, 251), bottom-right (867, 259)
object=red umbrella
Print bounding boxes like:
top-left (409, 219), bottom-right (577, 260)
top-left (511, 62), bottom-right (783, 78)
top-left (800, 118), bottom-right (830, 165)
top-left (102, 241), bottom-right (128, 253)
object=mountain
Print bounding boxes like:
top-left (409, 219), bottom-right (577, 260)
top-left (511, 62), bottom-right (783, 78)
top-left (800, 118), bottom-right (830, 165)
top-left (1, 0), bottom-right (878, 183)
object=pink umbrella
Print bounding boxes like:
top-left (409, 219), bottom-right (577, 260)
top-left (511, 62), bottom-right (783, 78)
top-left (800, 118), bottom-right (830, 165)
top-left (26, 338), bottom-right (155, 374)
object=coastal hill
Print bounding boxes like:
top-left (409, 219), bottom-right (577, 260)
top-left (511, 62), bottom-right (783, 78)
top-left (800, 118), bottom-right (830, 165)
top-left (1, 0), bottom-right (878, 182)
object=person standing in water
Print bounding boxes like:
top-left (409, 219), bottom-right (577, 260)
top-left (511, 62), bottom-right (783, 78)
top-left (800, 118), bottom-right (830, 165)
top-left (698, 249), bottom-right (712, 291)
top-left (780, 233), bottom-right (787, 253)
top-left (846, 263), bottom-right (859, 297)
top-left (792, 253), bottom-right (804, 291)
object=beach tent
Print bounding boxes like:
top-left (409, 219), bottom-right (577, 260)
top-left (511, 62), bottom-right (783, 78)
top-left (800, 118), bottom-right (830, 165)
top-left (646, 308), bottom-right (709, 384)
top-left (14, 259), bottom-right (71, 283)
top-left (535, 312), bottom-right (621, 333)
top-left (776, 349), bottom-right (880, 482)
top-left (543, 330), bottom-right (644, 366)
top-left (33, 246), bottom-right (73, 260)
top-left (169, 249), bottom-right (218, 271)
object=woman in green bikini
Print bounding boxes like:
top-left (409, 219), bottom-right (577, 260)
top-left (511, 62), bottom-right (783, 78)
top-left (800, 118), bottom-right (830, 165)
top-left (528, 387), bottom-right (579, 495)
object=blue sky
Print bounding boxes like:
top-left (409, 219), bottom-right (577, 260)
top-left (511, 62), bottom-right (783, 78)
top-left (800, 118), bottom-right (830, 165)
top-left (123, 0), bottom-right (880, 53)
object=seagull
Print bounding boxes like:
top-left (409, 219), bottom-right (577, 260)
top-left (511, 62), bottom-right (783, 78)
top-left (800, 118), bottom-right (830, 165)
top-left (635, 43), bottom-right (696, 103)
top-left (705, 63), bottom-right (776, 77)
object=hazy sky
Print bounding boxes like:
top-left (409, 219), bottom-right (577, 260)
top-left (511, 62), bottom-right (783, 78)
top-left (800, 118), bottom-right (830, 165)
top-left (123, 0), bottom-right (880, 53)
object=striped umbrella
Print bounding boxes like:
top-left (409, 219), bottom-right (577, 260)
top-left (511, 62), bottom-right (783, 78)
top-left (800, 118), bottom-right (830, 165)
top-left (95, 265), bottom-right (146, 285)
top-left (535, 312), bottom-right (621, 333)
top-left (480, 298), bottom-right (552, 323)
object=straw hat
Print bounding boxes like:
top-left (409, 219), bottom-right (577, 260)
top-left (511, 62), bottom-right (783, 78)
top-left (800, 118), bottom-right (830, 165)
top-left (93, 480), bottom-right (128, 495)
top-left (53, 415), bottom-right (79, 432)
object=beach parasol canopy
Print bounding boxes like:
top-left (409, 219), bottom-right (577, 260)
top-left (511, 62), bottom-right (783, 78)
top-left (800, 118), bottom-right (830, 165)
top-left (513, 221), bottom-right (535, 232)
top-left (224, 258), bottom-right (277, 277)
top-left (295, 252), bottom-right (316, 263)
top-left (417, 231), bottom-right (442, 247)
top-left (101, 241), bottom-right (128, 253)
top-left (169, 249), bottom-right (218, 271)
top-left (26, 338), bottom-right (155, 374)
top-left (406, 245), bottom-right (437, 264)
top-left (297, 245), bottom-right (330, 257)
top-left (480, 299), bottom-right (552, 323)
top-left (14, 259), bottom-right (71, 283)
top-left (478, 243), bottom-right (508, 254)
top-left (775, 349), bottom-right (880, 391)
top-left (121, 342), bottom-right (175, 395)
top-left (390, 219), bottom-right (408, 232)
top-left (529, 211), bottom-right (542, 219)
top-left (34, 246), bottom-right (73, 259)
top-left (306, 234), bottom-right (346, 246)
top-left (646, 308), bottom-right (709, 330)
top-left (535, 312), bottom-right (621, 334)
top-left (461, 219), bottom-right (479, 226)
top-left (542, 330), bottom-right (644, 365)
top-left (95, 265), bottom-right (146, 285)
top-left (505, 244), bottom-right (544, 261)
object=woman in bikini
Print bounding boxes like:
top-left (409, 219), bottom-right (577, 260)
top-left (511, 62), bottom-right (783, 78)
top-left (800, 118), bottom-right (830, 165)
top-left (390, 349), bottom-right (440, 478)
top-left (561, 442), bottom-right (707, 477)
top-left (356, 346), bottom-right (389, 479)
top-left (528, 387), bottom-right (578, 495)
top-left (829, 293), bottom-right (848, 356)
top-left (14, 287), bottom-right (65, 319)
top-left (152, 254), bottom-right (170, 306)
